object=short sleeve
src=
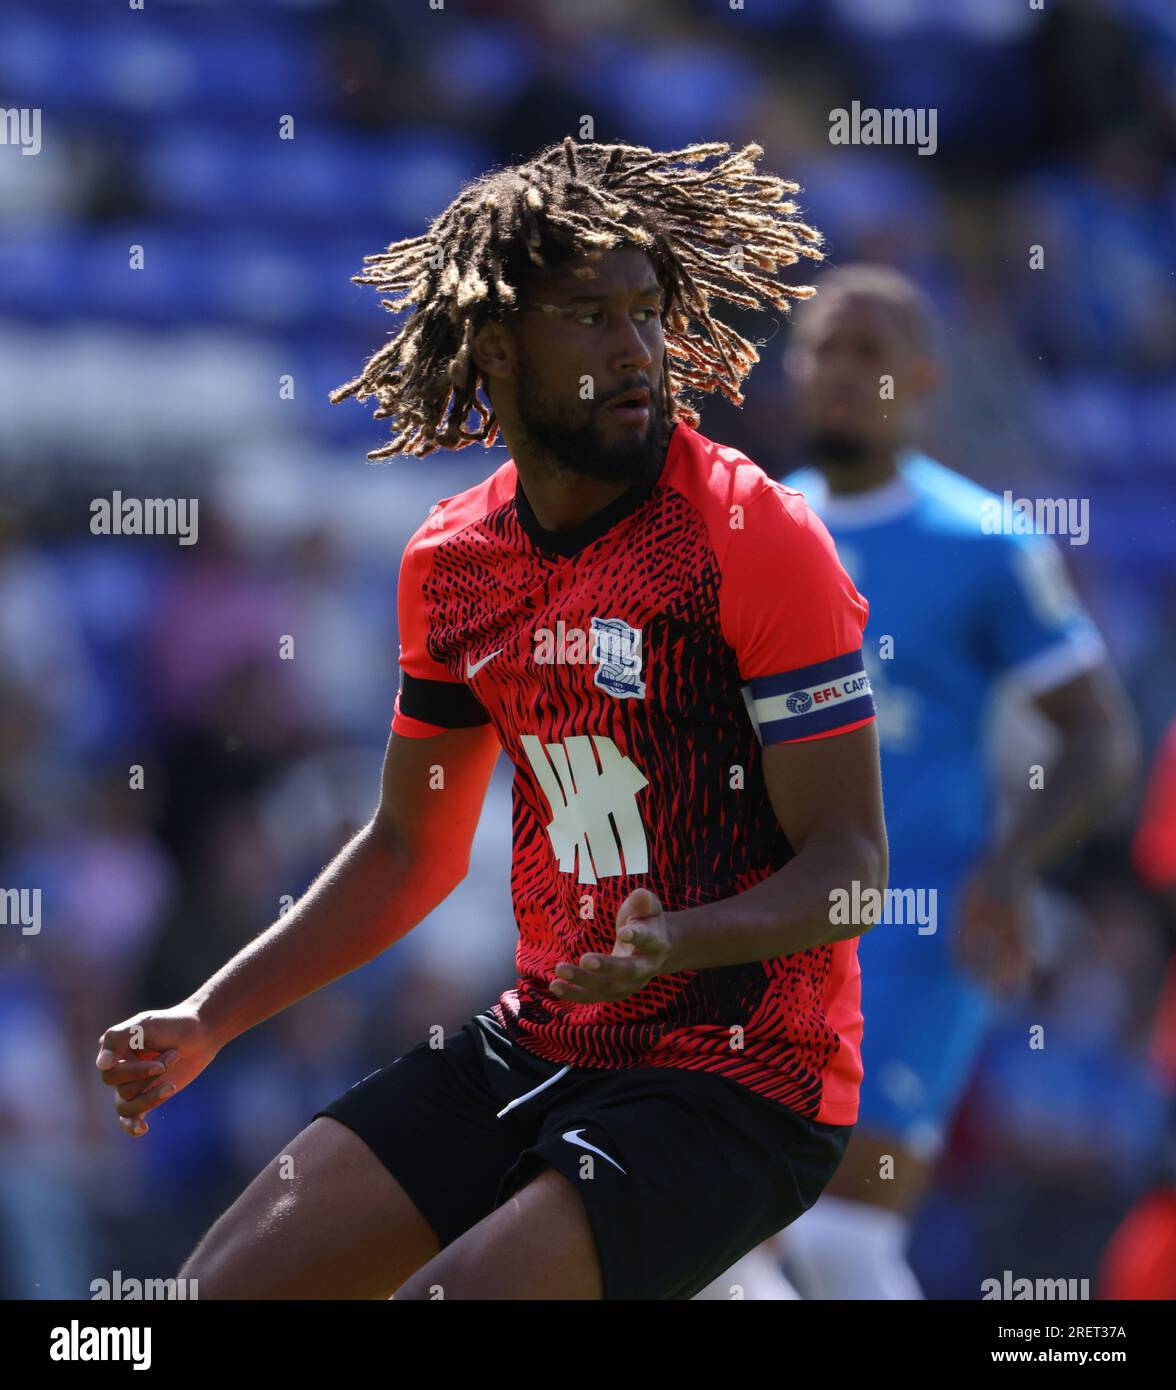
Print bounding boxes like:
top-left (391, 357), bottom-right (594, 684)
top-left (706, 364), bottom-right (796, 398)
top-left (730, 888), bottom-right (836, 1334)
top-left (980, 532), bottom-right (1106, 695)
top-left (391, 525), bottom-right (490, 738)
top-left (719, 485), bottom-right (876, 744)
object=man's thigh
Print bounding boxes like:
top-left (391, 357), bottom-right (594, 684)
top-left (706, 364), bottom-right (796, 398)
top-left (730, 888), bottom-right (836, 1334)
top-left (181, 1019), bottom-right (550, 1299)
top-left (312, 1018), bottom-right (566, 1247)
top-left (396, 1064), bottom-right (850, 1301)
top-left (179, 1116), bottom-right (441, 1299)
top-left (394, 1165), bottom-right (603, 1301)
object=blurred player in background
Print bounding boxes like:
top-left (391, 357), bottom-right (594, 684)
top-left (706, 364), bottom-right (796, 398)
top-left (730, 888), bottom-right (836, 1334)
top-left (95, 140), bottom-right (889, 1300)
top-left (697, 263), bottom-right (1139, 1300)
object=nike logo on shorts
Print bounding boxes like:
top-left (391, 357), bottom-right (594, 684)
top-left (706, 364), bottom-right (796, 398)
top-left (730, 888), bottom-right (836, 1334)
top-left (562, 1127), bottom-right (627, 1174)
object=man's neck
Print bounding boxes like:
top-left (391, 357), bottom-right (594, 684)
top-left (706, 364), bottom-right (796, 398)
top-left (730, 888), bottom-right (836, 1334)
top-left (820, 448), bottom-right (901, 497)
top-left (513, 460), bottom-right (634, 534)
top-left (509, 425), bottom-right (672, 534)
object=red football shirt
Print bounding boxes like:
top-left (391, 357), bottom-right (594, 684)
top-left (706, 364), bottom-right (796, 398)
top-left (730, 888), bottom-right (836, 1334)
top-left (392, 421), bottom-right (875, 1123)
top-left (1132, 716), bottom-right (1176, 1091)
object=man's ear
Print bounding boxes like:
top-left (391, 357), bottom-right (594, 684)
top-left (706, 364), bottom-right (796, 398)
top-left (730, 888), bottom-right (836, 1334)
top-left (473, 319), bottom-right (514, 381)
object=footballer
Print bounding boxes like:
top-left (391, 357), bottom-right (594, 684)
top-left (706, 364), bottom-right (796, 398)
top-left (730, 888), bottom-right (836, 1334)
top-left (97, 139), bottom-right (886, 1300)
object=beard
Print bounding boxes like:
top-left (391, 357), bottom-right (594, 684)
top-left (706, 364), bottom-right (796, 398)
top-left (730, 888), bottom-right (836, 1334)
top-left (807, 428), bottom-right (874, 470)
top-left (514, 363), bottom-right (670, 487)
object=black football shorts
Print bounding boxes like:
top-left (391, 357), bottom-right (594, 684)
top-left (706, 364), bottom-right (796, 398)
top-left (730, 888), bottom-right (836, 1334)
top-left (313, 1009), bottom-right (852, 1300)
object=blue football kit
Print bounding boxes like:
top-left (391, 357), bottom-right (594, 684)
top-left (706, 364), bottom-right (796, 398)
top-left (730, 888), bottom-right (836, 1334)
top-left (783, 453), bottom-right (1106, 1156)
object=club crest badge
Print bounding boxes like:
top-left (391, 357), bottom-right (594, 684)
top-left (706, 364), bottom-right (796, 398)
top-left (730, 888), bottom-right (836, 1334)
top-left (590, 616), bottom-right (645, 699)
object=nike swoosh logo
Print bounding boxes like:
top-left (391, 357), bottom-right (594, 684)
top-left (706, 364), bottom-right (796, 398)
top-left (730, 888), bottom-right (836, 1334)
top-left (562, 1127), bottom-right (627, 1174)
top-left (465, 648), bottom-right (504, 679)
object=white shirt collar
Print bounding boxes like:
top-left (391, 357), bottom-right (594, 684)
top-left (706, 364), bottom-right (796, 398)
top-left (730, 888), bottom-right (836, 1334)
top-left (805, 462), bottom-right (917, 530)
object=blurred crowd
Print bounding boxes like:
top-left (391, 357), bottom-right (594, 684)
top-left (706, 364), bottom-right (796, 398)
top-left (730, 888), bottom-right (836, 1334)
top-left (0, 0), bottom-right (1173, 1297)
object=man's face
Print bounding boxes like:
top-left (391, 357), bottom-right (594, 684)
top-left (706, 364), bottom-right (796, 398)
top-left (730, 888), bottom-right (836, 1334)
top-left (510, 245), bottom-right (670, 484)
top-left (787, 292), bottom-right (924, 463)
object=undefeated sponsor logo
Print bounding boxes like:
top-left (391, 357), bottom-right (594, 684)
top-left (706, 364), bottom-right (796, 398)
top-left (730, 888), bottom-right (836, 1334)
top-left (521, 733), bottom-right (649, 884)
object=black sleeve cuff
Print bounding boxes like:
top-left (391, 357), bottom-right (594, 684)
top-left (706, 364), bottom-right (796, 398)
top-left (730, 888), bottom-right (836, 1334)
top-left (398, 672), bottom-right (491, 728)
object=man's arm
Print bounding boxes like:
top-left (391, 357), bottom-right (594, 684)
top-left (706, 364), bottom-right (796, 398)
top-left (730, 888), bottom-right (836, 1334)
top-left (548, 722), bottom-right (887, 1003)
top-left (97, 723), bottom-right (500, 1135)
top-left (953, 660), bottom-right (1140, 992)
top-left (190, 722), bottom-right (501, 1048)
top-left (663, 721), bottom-right (888, 971)
top-left (978, 661), bottom-right (1140, 881)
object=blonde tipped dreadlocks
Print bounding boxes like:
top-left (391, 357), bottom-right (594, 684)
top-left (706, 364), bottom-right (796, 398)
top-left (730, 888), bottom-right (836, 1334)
top-left (331, 137), bottom-right (825, 459)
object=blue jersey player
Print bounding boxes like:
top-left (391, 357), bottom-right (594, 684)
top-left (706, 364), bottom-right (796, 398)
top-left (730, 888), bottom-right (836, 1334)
top-left (697, 264), bottom-right (1139, 1300)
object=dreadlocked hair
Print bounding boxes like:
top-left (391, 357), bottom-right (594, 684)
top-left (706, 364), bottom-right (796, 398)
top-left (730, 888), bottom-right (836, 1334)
top-left (331, 137), bottom-right (825, 459)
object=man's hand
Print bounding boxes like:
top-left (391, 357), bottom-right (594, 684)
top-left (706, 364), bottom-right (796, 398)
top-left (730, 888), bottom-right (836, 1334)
top-left (549, 888), bottom-right (672, 1004)
top-left (95, 1005), bottom-right (221, 1139)
top-left (953, 856), bottom-right (1034, 996)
